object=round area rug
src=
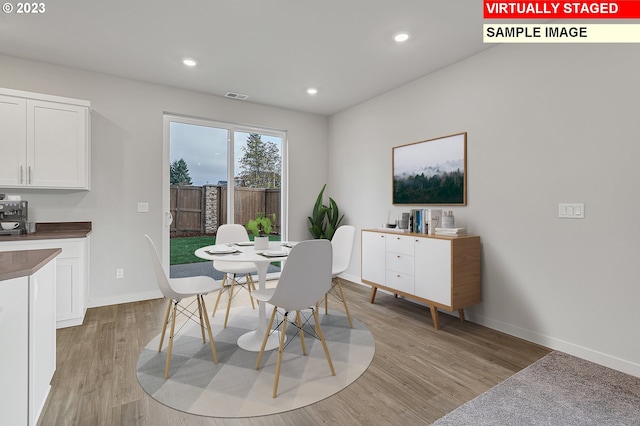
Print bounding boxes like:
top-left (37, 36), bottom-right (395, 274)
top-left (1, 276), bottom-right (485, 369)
top-left (136, 305), bottom-right (375, 418)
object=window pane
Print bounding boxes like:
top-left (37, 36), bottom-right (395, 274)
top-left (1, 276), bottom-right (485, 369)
top-left (234, 131), bottom-right (282, 235)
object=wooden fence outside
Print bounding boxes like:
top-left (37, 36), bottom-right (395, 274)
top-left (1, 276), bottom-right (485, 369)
top-left (170, 185), bottom-right (280, 235)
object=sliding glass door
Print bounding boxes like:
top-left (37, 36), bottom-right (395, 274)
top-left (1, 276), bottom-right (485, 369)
top-left (162, 115), bottom-right (287, 272)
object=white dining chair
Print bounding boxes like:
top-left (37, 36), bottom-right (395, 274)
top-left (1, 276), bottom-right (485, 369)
top-left (211, 224), bottom-right (259, 328)
top-left (253, 239), bottom-right (335, 398)
top-left (321, 225), bottom-right (355, 328)
top-left (144, 235), bottom-right (219, 379)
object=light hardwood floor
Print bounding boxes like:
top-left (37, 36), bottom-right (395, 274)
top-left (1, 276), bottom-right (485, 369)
top-left (37, 279), bottom-right (550, 425)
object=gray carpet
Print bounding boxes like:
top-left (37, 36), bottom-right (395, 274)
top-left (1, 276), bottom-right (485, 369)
top-left (137, 305), bottom-right (375, 418)
top-left (433, 351), bottom-right (640, 425)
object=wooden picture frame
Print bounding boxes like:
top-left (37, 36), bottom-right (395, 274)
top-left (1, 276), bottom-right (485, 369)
top-left (393, 132), bottom-right (467, 205)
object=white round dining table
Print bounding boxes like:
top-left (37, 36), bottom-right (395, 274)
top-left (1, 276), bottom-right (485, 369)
top-left (194, 241), bottom-right (290, 351)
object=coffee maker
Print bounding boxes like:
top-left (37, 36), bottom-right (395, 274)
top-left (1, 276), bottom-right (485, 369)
top-left (0, 200), bottom-right (28, 235)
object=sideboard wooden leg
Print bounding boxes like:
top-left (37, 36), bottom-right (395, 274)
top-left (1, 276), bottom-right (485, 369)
top-left (458, 309), bottom-right (465, 322)
top-left (430, 306), bottom-right (440, 330)
top-left (369, 286), bottom-right (377, 303)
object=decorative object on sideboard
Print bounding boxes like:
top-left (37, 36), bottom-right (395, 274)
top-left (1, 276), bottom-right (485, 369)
top-left (441, 210), bottom-right (455, 229)
top-left (393, 132), bottom-right (467, 205)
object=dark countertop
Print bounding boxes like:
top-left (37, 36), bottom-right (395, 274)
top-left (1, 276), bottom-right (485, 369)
top-left (0, 248), bottom-right (62, 281)
top-left (0, 221), bottom-right (92, 241)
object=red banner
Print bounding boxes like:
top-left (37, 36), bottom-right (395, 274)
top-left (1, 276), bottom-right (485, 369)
top-left (484, 1), bottom-right (640, 19)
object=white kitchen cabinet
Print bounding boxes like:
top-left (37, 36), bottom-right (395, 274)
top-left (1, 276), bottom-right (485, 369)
top-left (0, 250), bottom-right (57, 425)
top-left (0, 88), bottom-right (90, 190)
top-left (0, 276), bottom-right (29, 425)
top-left (361, 229), bottom-right (481, 330)
top-left (0, 237), bottom-right (89, 328)
top-left (29, 258), bottom-right (57, 425)
top-left (0, 94), bottom-right (27, 187)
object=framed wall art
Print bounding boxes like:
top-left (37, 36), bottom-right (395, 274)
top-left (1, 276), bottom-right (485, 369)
top-left (393, 132), bottom-right (467, 205)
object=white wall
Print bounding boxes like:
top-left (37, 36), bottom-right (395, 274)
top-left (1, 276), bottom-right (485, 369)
top-left (0, 54), bottom-right (329, 307)
top-left (330, 43), bottom-right (640, 377)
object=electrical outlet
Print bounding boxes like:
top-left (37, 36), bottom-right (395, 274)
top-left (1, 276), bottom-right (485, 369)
top-left (116, 268), bottom-right (124, 279)
top-left (137, 202), bottom-right (149, 213)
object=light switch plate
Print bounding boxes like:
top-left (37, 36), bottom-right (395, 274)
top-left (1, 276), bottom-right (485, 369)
top-left (558, 203), bottom-right (584, 219)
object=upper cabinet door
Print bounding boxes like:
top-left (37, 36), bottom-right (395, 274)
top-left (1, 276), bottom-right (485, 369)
top-left (26, 100), bottom-right (89, 189)
top-left (0, 95), bottom-right (27, 186)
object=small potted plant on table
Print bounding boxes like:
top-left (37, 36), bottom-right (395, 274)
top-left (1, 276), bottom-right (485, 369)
top-left (246, 212), bottom-right (275, 250)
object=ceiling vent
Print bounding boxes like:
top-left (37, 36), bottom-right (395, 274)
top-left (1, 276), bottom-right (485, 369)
top-left (225, 91), bottom-right (249, 100)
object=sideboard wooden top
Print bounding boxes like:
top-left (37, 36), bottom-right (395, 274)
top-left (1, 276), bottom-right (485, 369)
top-left (362, 228), bottom-right (479, 240)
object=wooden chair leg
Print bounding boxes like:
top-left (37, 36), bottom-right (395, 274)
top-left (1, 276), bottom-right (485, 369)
top-left (256, 306), bottom-right (278, 369)
top-left (313, 308), bottom-right (335, 376)
top-left (164, 302), bottom-right (178, 379)
top-left (296, 311), bottom-right (307, 355)
top-left (223, 275), bottom-right (235, 328)
top-left (335, 278), bottom-right (354, 328)
top-left (212, 274), bottom-right (227, 317)
top-left (458, 309), bottom-right (465, 322)
top-left (199, 295), bottom-right (218, 363)
top-left (158, 299), bottom-right (172, 351)
top-left (197, 296), bottom-right (206, 343)
top-left (272, 313), bottom-right (288, 398)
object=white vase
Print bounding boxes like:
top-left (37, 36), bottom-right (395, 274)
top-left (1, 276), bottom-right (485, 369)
top-left (254, 236), bottom-right (269, 250)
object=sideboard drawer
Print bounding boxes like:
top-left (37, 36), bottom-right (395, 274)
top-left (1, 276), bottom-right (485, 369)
top-left (386, 271), bottom-right (414, 294)
top-left (386, 252), bottom-right (414, 275)
top-left (386, 234), bottom-right (414, 256)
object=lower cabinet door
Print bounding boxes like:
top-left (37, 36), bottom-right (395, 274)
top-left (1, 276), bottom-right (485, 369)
top-left (0, 276), bottom-right (29, 425)
top-left (414, 237), bottom-right (452, 306)
top-left (362, 231), bottom-right (386, 284)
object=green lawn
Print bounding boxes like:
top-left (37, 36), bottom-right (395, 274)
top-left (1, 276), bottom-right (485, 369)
top-left (170, 234), bottom-right (281, 265)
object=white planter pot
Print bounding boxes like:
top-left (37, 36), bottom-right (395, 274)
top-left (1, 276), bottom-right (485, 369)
top-left (254, 236), bottom-right (269, 250)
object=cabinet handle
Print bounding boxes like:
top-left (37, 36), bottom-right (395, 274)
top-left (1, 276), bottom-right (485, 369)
top-left (19, 166), bottom-right (24, 184)
top-left (28, 166), bottom-right (32, 184)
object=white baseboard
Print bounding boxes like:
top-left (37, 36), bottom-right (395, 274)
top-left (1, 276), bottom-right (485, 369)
top-left (88, 289), bottom-right (162, 308)
top-left (340, 273), bottom-right (640, 378)
top-left (467, 312), bottom-right (640, 378)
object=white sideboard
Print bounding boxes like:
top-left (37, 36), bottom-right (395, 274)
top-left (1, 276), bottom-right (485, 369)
top-left (0, 249), bottom-right (59, 425)
top-left (0, 237), bottom-right (90, 328)
top-left (361, 229), bottom-right (481, 329)
top-left (0, 88), bottom-right (91, 190)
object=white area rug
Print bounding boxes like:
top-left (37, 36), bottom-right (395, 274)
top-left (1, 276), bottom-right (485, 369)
top-left (136, 305), bottom-right (375, 418)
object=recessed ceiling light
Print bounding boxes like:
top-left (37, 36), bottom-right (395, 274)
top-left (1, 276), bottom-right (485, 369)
top-left (182, 58), bottom-right (197, 67)
top-left (307, 88), bottom-right (318, 95)
top-left (393, 32), bottom-right (410, 43)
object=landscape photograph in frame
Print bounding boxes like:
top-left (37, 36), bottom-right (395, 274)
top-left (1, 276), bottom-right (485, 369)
top-left (393, 132), bottom-right (467, 205)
